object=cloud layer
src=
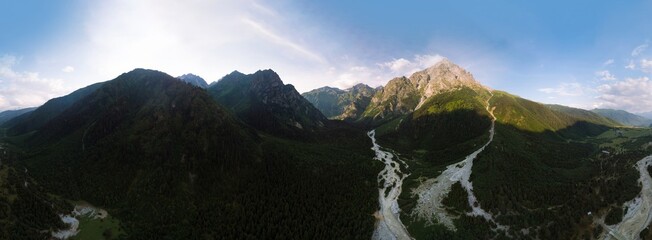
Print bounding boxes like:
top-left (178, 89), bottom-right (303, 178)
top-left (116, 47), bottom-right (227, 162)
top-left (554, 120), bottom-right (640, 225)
top-left (331, 54), bottom-right (445, 89)
top-left (596, 77), bottom-right (652, 112)
top-left (380, 55), bottom-right (445, 77)
top-left (538, 82), bottom-right (584, 97)
top-left (0, 55), bottom-right (69, 110)
top-left (40, 0), bottom-right (341, 95)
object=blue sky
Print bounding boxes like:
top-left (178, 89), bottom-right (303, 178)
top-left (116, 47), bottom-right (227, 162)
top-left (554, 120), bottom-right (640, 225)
top-left (1, 1), bottom-right (652, 113)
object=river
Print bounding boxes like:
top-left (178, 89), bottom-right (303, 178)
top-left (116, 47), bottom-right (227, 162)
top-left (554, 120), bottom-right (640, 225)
top-left (410, 95), bottom-right (506, 231)
top-left (602, 155), bottom-right (652, 240)
top-left (368, 130), bottom-right (413, 240)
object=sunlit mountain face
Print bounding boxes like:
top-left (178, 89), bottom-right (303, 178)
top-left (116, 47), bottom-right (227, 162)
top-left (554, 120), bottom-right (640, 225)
top-left (2, 1), bottom-right (652, 239)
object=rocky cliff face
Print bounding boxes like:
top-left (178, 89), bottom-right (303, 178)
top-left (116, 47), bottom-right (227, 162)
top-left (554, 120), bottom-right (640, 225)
top-left (409, 59), bottom-right (486, 108)
top-left (251, 71), bottom-right (309, 110)
top-left (362, 58), bottom-right (488, 121)
top-left (338, 84), bottom-right (377, 121)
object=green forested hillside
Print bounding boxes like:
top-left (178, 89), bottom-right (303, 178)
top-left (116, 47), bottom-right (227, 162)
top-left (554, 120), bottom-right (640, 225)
top-left (2, 82), bottom-right (105, 136)
top-left (377, 87), bottom-right (492, 165)
top-left (301, 87), bottom-right (346, 118)
top-left (491, 91), bottom-right (615, 138)
top-left (368, 88), bottom-right (635, 239)
top-left (590, 108), bottom-right (652, 127)
top-left (0, 108), bottom-right (36, 125)
top-left (1, 69), bottom-right (379, 239)
top-left (1, 63), bottom-right (648, 240)
top-left (209, 70), bottom-right (328, 138)
top-left (0, 144), bottom-right (70, 240)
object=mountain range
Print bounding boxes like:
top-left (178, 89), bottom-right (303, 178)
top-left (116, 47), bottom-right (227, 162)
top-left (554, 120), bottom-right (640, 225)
top-left (0, 108), bottom-right (35, 125)
top-left (208, 70), bottom-right (327, 138)
top-left (1, 59), bottom-right (651, 239)
top-left (591, 108), bottom-right (652, 127)
top-left (301, 84), bottom-right (377, 121)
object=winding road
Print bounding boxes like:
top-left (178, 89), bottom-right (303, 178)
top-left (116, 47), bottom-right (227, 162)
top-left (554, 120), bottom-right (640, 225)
top-left (368, 130), bottom-right (413, 240)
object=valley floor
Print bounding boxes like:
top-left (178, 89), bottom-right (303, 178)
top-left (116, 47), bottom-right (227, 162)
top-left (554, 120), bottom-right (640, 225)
top-left (410, 95), bottom-right (505, 232)
top-left (368, 130), bottom-right (413, 240)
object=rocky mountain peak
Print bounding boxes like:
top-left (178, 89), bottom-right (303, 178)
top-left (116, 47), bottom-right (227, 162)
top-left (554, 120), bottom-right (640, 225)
top-left (361, 58), bottom-right (490, 121)
top-left (409, 58), bottom-right (484, 103)
top-left (209, 69), bottom-right (327, 135)
top-left (350, 83), bottom-right (374, 92)
top-left (302, 83), bottom-right (378, 121)
top-left (251, 69), bottom-right (285, 90)
top-left (177, 73), bottom-right (208, 88)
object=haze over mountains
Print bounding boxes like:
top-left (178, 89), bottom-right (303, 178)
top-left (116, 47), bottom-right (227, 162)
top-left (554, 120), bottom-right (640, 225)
top-left (1, 58), bottom-right (652, 239)
top-left (0, 108), bottom-right (35, 125)
top-left (591, 108), bottom-right (652, 127)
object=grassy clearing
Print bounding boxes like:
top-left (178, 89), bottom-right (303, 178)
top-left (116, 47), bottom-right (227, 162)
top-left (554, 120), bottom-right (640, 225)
top-left (63, 200), bottom-right (126, 240)
top-left (593, 127), bottom-right (652, 151)
top-left (70, 211), bottom-right (125, 240)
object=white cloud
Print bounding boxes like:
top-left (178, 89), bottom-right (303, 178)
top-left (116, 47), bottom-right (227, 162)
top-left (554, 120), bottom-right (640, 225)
top-left (595, 77), bottom-right (652, 112)
top-left (0, 55), bottom-right (69, 111)
top-left (35, 0), bottom-right (340, 94)
top-left (240, 17), bottom-right (325, 64)
top-left (414, 55), bottom-right (446, 68)
top-left (325, 54), bottom-right (449, 90)
top-left (603, 59), bottom-right (614, 66)
top-left (538, 82), bottom-right (584, 97)
top-left (595, 70), bottom-right (616, 81)
top-left (61, 66), bottom-right (74, 73)
top-left (641, 59), bottom-right (652, 73)
top-left (632, 43), bottom-right (648, 57)
top-left (331, 66), bottom-right (376, 89)
top-left (379, 54), bottom-right (444, 77)
top-left (626, 60), bottom-right (636, 70)
top-left (383, 58), bottom-right (411, 73)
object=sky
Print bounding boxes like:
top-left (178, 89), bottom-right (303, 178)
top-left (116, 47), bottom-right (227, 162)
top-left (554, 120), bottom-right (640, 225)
top-left (1, 0), bottom-right (652, 113)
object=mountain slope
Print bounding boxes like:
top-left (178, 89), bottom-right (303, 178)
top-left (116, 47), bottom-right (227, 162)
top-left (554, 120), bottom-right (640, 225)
top-left (488, 93), bottom-right (616, 136)
top-left (0, 107), bottom-right (36, 125)
top-left (591, 108), bottom-right (652, 127)
top-left (14, 69), bottom-right (259, 237)
top-left (208, 70), bottom-right (327, 137)
top-left (351, 60), bottom-right (626, 239)
top-left (6, 68), bottom-right (379, 239)
top-left (177, 73), bottom-right (208, 88)
top-left (379, 87), bottom-right (493, 165)
top-left (302, 84), bottom-right (376, 121)
top-left (362, 59), bottom-right (487, 124)
top-left (361, 59), bottom-right (494, 165)
top-left (302, 87), bottom-right (345, 117)
top-left (2, 82), bottom-right (104, 135)
top-left (546, 105), bottom-right (621, 127)
top-left (0, 142), bottom-right (71, 239)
